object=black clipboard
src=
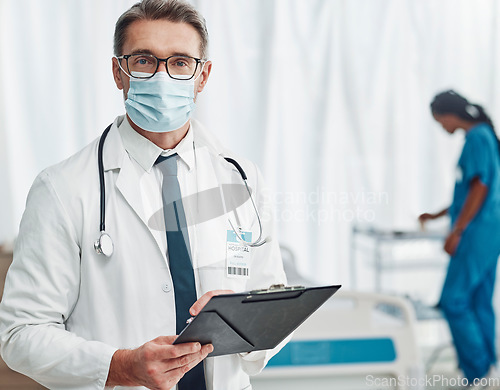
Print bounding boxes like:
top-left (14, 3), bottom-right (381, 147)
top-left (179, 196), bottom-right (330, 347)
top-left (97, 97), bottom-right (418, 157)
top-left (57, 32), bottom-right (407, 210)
top-left (173, 284), bottom-right (341, 357)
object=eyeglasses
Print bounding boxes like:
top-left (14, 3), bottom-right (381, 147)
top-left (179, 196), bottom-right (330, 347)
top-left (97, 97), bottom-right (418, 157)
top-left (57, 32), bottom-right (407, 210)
top-left (116, 54), bottom-right (205, 80)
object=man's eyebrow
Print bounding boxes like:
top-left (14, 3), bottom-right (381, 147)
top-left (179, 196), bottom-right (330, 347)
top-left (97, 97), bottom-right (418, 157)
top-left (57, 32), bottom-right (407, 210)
top-left (129, 49), bottom-right (156, 56)
top-left (128, 49), bottom-right (199, 58)
top-left (170, 51), bottom-right (198, 58)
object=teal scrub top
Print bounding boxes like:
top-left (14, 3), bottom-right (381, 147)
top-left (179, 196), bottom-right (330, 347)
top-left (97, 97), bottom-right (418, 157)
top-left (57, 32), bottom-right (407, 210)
top-left (449, 123), bottom-right (500, 226)
top-left (448, 123), bottom-right (500, 282)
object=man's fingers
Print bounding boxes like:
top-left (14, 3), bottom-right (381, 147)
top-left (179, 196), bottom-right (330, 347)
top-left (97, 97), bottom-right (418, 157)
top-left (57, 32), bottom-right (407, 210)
top-left (189, 290), bottom-right (234, 316)
top-left (152, 335), bottom-right (178, 345)
top-left (162, 344), bottom-right (214, 373)
top-left (160, 342), bottom-right (202, 360)
top-left (201, 344), bottom-right (214, 356)
top-left (164, 347), bottom-right (204, 370)
top-left (127, 338), bottom-right (212, 389)
top-left (159, 357), bottom-right (205, 387)
top-left (179, 344), bottom-right (214, 372)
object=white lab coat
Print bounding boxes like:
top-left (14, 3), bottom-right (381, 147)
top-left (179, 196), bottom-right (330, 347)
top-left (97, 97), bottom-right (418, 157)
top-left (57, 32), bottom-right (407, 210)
top-left (0, 116), bottom-right (287, 390)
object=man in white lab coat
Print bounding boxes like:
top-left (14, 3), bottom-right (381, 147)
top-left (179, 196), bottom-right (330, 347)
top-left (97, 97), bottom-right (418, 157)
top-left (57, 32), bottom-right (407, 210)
top-left (0, 0), bottom-right (287, 389)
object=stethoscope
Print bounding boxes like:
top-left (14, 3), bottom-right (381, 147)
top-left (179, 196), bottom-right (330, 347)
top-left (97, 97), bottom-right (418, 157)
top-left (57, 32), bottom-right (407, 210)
top-left (94, 125), bottom-right (267, 257)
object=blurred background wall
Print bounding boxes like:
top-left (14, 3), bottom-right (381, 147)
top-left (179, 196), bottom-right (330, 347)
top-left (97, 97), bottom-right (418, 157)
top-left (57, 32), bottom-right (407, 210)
top-left (0, 0), bottom-right (499, 288)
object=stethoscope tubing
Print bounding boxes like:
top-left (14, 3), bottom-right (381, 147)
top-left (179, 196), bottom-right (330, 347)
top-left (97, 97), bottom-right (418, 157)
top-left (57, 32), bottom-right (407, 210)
top-left (95, 125), bottom-right (266, 256)
top-left (98, 125), bottom-right (112, 233)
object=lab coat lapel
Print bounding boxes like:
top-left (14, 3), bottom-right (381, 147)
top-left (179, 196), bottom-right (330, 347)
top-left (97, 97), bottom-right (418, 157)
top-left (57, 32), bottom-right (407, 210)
top-left (102, 121), bottom-right (143, 228)
top-left (103, 119), bottom-right (167, 262)
top-left (115, 157), bottom-right (146, 227)
top-left (116, 153), bottom-right (168, 262)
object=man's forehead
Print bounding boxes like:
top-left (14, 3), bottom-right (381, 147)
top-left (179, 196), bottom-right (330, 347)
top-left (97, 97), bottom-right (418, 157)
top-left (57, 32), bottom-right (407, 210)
top-left (123, 19), bottom-right (201, 57)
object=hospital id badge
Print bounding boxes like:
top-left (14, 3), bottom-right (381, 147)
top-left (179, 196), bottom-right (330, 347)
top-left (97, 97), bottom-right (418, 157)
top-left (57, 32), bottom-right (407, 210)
top-left (226, 229), bottom-right (252, 279)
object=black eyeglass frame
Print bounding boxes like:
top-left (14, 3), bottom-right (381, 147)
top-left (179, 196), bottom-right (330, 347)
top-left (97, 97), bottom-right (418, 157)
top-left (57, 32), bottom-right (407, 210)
top-left (116, 54), bottom-right (206, 80)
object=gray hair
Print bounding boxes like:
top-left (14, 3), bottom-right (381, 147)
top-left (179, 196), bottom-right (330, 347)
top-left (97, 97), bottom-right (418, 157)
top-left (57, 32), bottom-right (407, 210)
top-left (114, 0), bottom-right (209, 59)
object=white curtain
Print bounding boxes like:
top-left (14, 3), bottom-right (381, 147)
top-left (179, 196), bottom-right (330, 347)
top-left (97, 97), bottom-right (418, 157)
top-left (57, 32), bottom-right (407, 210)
top-left (1, 0), bottom-right (499, 287)
top-left (193, 0), bottom-right (500, 285)
top-left (0, 0), bottom-right (138, 242)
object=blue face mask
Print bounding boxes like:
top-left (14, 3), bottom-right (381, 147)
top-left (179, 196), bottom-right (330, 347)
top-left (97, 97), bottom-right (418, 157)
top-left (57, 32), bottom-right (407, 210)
top-left (125, 72), bottom-right (196, 133)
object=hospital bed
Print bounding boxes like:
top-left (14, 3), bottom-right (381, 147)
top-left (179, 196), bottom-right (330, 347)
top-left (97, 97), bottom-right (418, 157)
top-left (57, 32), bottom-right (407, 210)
top-left (251, 290), bottom-right (423, 390)
top-left (350, 224), bottom-right (447, 294)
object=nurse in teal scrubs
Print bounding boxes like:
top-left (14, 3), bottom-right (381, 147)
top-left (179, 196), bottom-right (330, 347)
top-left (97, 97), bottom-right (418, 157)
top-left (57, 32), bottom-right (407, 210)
top-left (419, 90), bottom-right (500, 385)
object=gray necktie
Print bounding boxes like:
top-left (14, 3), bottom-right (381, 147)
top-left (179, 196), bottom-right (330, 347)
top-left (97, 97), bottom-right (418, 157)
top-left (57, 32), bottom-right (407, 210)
top-left (155, 154), bottom-right (206, 390)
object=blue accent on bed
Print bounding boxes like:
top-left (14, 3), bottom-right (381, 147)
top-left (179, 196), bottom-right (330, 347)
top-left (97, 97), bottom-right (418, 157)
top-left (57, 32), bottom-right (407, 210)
top-left (266, 338), bottom-right (396, 367)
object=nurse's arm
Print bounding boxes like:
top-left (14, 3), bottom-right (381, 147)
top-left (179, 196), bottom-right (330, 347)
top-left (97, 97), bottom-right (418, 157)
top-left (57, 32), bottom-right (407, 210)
top-left (452, 177), bottom-right (489, 233)
top-left (444, 177), bottom-right (488, 255)
top-left (418, 207), bottom-right (449, 223)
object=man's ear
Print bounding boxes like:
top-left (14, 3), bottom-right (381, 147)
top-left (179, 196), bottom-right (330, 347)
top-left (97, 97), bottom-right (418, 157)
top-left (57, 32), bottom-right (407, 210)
top-left (196, 61), bottom-right (212, 93)
top-left (112, 57), bottom-right (124, 90)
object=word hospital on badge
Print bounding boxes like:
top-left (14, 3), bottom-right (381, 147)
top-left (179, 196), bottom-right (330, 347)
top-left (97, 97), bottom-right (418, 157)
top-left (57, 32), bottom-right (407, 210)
top-left (226, 229), bottom-right (252, 279)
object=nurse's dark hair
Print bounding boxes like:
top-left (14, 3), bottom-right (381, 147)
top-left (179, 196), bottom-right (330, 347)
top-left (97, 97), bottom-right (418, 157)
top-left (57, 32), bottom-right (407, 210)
top-left (114, 0), bottom-right (209, 59)
top-left (430, 89), bottom-right (500, 154)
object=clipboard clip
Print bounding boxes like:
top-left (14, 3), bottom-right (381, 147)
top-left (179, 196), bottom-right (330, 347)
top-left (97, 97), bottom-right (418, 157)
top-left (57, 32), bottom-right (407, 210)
top-left (249, 284), bottom-right (305, 295)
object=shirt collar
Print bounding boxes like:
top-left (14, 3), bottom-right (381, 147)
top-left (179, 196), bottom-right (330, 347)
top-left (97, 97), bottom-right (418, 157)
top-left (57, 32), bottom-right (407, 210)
top-left (118, 117), bottom-right (195, 172)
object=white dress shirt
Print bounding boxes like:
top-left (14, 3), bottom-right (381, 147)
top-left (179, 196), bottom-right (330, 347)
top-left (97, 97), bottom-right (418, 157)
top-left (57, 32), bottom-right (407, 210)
top-left (118, 116), bottom-right (195, 260)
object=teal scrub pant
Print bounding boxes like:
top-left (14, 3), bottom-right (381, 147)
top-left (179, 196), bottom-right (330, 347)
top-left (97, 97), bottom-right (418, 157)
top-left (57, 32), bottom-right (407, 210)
top-left (439, 252), bottom-right (497, 383)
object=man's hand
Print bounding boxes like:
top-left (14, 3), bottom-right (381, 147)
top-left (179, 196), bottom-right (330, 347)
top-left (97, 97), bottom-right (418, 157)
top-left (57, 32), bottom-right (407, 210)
top-left (189, 290), bottom-right (235, 316)
top-left (106, 290), bottom-right (234, 389)
top-left (106, 336), bottom-right (213, 389)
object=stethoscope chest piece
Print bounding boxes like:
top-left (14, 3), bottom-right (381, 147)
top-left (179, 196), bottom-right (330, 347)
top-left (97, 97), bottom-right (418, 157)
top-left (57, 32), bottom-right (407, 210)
top-left (94, 231), bottom-right (114, 257)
